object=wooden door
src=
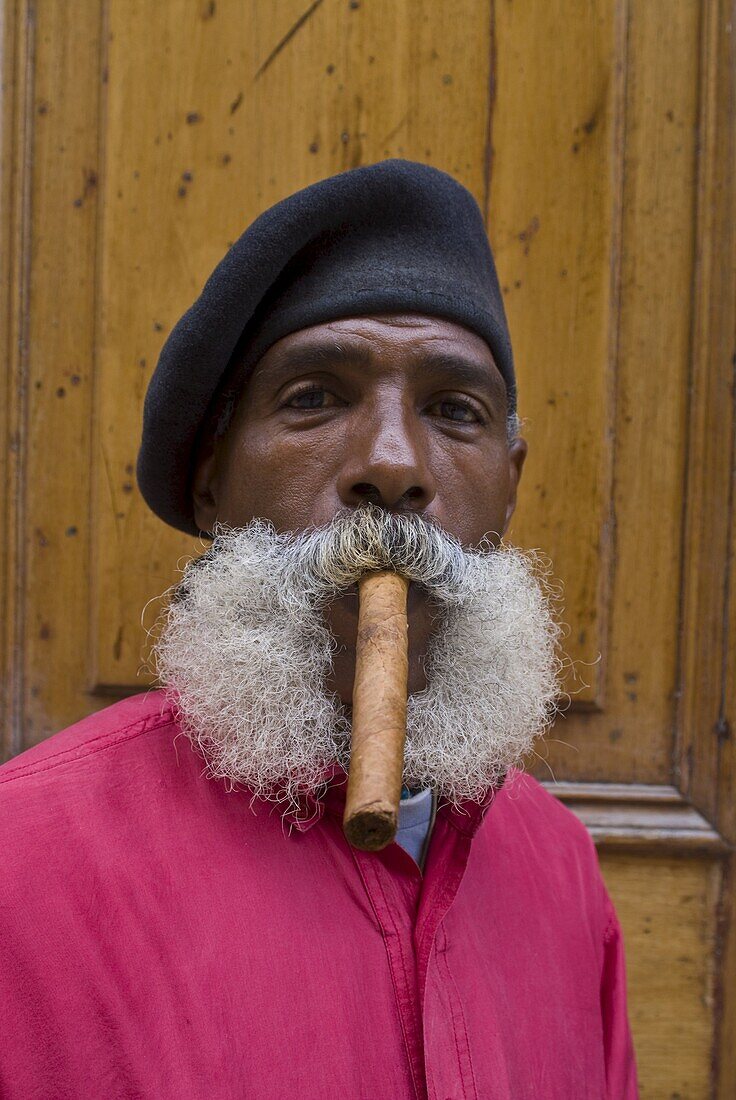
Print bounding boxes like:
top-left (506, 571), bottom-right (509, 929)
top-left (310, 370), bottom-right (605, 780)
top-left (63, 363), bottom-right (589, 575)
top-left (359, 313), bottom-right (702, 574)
top-left (2, 2), bottom-right (734, 1095)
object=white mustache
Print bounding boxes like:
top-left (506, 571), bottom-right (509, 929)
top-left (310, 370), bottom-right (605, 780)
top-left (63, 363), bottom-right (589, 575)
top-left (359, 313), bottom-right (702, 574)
top-left (180, 505), bottom-right (470, 606)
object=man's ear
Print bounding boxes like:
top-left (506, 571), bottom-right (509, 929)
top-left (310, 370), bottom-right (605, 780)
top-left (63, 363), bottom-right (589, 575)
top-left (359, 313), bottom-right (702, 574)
top-left (191, 437), bottom-right (219, 534)
top-left (502, 436), bottom-right (528, 536)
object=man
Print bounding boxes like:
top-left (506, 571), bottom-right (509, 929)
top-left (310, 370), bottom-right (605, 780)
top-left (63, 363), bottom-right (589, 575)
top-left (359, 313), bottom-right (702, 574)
top-left (0, 160), bottom-right (638, 1097)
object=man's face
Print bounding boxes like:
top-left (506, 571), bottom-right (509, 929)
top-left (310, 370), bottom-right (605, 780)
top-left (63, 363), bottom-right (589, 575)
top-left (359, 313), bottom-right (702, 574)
top-left (192, 313), bottom-right (527, 702)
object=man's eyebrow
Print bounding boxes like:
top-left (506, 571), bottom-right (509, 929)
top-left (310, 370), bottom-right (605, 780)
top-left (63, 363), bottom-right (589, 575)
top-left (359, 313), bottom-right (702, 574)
top-left (419, 353), bottom-right (507, 403)
top-left (257, 341), bottom-right (506, 404)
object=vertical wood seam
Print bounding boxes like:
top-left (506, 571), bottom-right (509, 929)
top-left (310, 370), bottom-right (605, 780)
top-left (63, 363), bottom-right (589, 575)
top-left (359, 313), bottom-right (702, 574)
top-left (3, 0), bottom-right (35, 758)
top-left (674, 0), bottom-right (735, 815)
top-left (712, 10), bottom-right (736, 1092)
top-left (87, 0), bottom-right (110, 697)
top-left (0, 1), bottom-right (19, 755)
top-left (673, 0), bottom-right (712, 801)
top-left (672, 0), bottom-right (736, 1092)
top-left (717, 353), bottom-right (736, 750)
top-left (602, 0), bottom-right (631, 716)
top-left (482, 0), bottom-right (496, 230)
top-left (714, 27), bottom-right (736, 801)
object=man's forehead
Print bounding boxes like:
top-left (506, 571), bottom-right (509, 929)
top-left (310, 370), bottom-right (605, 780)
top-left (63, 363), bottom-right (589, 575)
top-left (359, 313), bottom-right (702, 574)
top-left (282, 312), bottom-right (494, 347)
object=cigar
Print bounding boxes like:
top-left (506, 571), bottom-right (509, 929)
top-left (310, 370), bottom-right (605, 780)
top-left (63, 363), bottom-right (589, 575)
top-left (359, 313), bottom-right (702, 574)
top-left (343, 571), bottom-right (410, 852)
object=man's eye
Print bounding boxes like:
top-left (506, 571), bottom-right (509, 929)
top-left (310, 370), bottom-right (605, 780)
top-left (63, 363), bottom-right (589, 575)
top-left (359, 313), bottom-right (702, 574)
top-left (286, 387), bottom-right (334, 409)
top-left (429, 399), bottom-right (481, 424)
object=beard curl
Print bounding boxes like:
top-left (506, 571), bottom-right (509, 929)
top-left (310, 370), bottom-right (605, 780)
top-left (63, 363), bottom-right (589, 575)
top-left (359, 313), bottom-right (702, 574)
top-left (153, 507), bottom-right (565, 814)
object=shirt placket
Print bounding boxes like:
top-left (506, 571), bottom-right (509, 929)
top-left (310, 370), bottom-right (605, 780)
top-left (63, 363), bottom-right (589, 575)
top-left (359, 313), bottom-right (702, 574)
top-left (351, 845), bottom-right (427, 1099)
top-left (313, 781), bottom-right (497, 1100)
top-left (414, 809), bottom-right (488, 1100)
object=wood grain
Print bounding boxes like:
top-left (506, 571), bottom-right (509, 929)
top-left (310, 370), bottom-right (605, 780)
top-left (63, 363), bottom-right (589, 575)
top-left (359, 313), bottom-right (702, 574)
top-left (490, 0), bottom-right (620, 714)
top-left (0, 0), bottom-right (26, 759)
top-left (2, 0), bottom-right (104, 747)
top-left (674, 1), bottom-right (736, 1093)
top-left (602, 0), bottom-right (702, 784)
top-left (602, 852), bottom-right (721, 1099)
top-left (549, 781), bottom-right (728, 854)
top-left (506, 2), bottom-right (699, 792)
top-left (677, 0), bottom-right (736, 841)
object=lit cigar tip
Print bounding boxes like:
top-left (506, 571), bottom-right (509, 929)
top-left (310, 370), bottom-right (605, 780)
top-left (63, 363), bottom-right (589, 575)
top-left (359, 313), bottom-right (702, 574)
top-left (343, 806), bottom-right (398, 852)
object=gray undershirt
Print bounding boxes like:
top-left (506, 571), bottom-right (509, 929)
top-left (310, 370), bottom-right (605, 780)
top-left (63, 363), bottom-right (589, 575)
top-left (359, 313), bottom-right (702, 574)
top-left (395, 787), bottom-right (435, 869)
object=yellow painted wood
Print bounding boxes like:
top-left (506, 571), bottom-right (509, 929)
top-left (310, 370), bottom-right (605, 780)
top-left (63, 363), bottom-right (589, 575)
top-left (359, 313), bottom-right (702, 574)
top-left (0, 0), bottom-right (22, 758)
top-left (0, 0), bottom-right (23, 758)
top-left (504, 0), bottom-right (702, 786)
top-left (600, 0), bottom-right (701, 786)
top-left (678, 0), bottom-right (736, 837)
top-left (2, 0), bottom-right (103, 744)
top-left (490, 0), bottom-right (620, 713)
top-left (676, 2), bottom-right (736, 1093)
top-left (601, 852), bottom-right (721, 1099)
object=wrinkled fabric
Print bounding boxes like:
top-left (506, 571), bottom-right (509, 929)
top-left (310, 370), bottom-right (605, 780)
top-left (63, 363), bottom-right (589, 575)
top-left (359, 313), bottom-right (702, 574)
top-left (0, 692), bottom-right (638, 1099)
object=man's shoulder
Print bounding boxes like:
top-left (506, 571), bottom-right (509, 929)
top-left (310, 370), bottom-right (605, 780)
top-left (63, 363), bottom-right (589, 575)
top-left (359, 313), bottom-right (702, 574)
top-left (480, 769), bottom-right (610, 922)
top-left (0, 691), bottom-right (189, 886)
top-left (0, 690), bottom-right (177, 795)
top-left (492, 768), bottom-right (599, 860)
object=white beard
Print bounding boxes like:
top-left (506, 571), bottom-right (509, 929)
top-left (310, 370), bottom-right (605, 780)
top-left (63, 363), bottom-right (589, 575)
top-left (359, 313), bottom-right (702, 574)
top-left (154, 507), bottom-right (562, 811)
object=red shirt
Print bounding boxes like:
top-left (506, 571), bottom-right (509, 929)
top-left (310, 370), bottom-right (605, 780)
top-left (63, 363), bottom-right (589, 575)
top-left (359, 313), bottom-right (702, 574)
top-left (0, 691), bottom-right (638, 1099)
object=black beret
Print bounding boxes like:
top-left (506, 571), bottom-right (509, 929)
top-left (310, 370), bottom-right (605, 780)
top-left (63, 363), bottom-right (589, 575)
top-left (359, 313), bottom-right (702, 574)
top-left (137, 159), bottom-right (514, 535)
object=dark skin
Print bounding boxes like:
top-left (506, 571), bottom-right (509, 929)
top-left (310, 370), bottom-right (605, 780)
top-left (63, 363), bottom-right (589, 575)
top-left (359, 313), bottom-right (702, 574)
top-left (192, 313), bottom-right (527, 704)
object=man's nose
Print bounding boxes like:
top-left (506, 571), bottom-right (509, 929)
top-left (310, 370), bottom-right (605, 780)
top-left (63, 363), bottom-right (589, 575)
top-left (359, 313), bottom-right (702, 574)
top-left (336, 407), bottom-right (437, 512)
